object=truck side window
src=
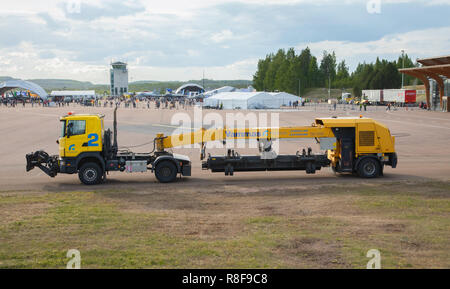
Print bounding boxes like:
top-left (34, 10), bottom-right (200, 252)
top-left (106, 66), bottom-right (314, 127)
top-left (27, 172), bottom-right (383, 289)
top-left (67, 120), bottom-right (86, 136)
top-left (60, 120), bottom-right (66, 137)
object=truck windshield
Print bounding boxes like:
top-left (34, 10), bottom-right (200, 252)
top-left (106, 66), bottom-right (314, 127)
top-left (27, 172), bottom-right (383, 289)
top-left (60, 120), bottom-right (66, 137)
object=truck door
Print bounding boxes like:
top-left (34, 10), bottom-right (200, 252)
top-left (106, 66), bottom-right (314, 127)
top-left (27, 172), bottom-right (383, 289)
top-left (341, 138), bottom-right (354, 171)
top-left (59, 120), bottom-right (66, 157)
top-left (83, 118), bottom-right (102, 153)
top-left (65, 119), bottom-right (88, 158)
top-left (332, 127), bottom-right (355, 172)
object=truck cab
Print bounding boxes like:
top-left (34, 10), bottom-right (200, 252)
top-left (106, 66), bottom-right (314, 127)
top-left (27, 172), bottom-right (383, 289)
top-left (27, 110), bottom-right (192, 185)
top-left (58, 113), bottom-right (105, 175)
top-left (59, 114), bottom-right (104, 158)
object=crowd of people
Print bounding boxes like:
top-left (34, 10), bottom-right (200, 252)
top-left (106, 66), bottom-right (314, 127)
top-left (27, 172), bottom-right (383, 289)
top-left (100, 96), bottom-right (198, 110)
top-left (1, 94), bottom-right (200, 110)
top-left (0, 91), bottom-right (434, 112)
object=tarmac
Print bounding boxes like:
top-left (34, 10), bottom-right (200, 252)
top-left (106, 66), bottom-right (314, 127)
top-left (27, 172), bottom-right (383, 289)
top-left (1, 103), bottom-right (449, 192)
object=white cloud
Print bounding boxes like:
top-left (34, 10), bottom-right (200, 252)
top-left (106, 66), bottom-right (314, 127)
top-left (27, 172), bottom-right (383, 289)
top-left (0, 42), bottom-right (107, 82)
top-left (210, 30), bottom-right (234, 43)
top-left (1, 0), bottom-right (449, 82)
top-left (0, 41), bottom-right (257, 82)
top-left (129, 58), bottom-right (258, 81)
top-left (298, 26), bottom-right (450, 69)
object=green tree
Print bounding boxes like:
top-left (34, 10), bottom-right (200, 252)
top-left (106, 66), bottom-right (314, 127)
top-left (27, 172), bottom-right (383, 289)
top-left (320, 51), bottom-right (337, 87)
top-left (253, 56), bottom-right (270, 91)
top-left (252, 46), bottom-right (410, 98)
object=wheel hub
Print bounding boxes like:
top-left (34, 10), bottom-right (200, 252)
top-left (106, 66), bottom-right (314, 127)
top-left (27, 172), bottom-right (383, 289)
top-left (84, 168), bottom-right (97, 181)
top-left (364, 162), bottom-right (376, 175)
top-left (161, 167), bottom-right (171, 177)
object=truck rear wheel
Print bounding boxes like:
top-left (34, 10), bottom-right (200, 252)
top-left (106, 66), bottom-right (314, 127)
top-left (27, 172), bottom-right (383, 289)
top-left (78, 162), bottom-right (103, 185)
top-left (155, 161), bottom-right (178, 183)
top-left (357, 158), bottom-right (380, 178)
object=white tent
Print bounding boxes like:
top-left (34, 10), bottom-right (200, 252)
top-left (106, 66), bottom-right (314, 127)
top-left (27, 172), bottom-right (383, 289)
top-left (203, 92), bottom-right (301, 109)
top-left (268, 92), bottom-right (302, 107)
top-left (204, 86), bottom-right (236, 98)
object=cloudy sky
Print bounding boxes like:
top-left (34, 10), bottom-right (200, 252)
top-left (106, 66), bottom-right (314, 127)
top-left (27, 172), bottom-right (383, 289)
top-left (0, 0), bottom-right (449, 83)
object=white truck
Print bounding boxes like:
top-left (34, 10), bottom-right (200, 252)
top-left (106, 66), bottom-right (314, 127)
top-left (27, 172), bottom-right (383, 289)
top-left (362, 89), bottom-right (416, 104)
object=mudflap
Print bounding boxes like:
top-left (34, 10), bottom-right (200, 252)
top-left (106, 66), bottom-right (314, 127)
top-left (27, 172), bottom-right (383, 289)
top-left (26, 150), bottom-right (59, 177)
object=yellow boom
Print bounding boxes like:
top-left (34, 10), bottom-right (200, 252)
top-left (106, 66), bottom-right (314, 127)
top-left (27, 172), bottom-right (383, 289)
top-left (157, 123), bottom-right (335, 150)
top-left (156, 117), bottom-right (396, 154)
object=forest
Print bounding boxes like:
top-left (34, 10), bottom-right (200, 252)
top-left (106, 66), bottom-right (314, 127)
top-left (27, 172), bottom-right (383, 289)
top-left (252, 47), bottom-right (418, 98)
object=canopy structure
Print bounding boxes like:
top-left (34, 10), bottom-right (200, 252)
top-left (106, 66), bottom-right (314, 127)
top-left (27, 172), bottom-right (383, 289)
top-left (203, 92), bottom-right (301, 110)
top-left (175, 83), bottom-right (205, 97)
top-left (0, 79), bottom-right (48, 100)
top-left (400, 55), bottom-right (450, 110)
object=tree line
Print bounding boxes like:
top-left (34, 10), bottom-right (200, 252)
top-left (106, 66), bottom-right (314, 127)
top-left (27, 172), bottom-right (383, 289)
top-left (252, 47), bottom-right (418, 98)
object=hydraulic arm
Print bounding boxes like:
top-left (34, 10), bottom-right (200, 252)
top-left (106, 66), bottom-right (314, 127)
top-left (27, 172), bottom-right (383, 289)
top-left (156, 125), bottom-right (336, 150)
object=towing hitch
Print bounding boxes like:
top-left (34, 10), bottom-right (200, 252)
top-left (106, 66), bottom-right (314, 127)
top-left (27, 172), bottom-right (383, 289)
top-left (26, 151), bottom-right (59, 177)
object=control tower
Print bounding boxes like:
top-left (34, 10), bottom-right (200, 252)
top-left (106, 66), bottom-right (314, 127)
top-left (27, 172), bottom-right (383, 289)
top-left (110, 62), bottom-right (128, 96)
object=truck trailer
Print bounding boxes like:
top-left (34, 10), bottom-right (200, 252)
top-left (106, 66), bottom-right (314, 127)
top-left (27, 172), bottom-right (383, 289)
top-left (26, 109), bottom-right (398, 184)
top-left (363, 89), bottom-right (416, 104)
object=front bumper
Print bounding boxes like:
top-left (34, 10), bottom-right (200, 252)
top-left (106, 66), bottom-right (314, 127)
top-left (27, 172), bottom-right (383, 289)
top-left (59, 158), bottom-right (77, 174)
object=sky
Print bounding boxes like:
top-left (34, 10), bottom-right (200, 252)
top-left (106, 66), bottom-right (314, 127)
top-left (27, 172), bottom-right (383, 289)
top-left (0, 0), bottom-right (449, 83)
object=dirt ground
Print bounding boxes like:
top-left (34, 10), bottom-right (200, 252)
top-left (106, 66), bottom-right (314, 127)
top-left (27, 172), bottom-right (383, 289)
top-left (0, 104), bottom-right (449, 268)
top-left (1, 104), bottom-right (449, 190)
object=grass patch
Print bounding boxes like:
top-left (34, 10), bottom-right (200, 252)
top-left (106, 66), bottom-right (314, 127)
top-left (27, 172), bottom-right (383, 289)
top-left (0, 181), bottom-right (449, 268)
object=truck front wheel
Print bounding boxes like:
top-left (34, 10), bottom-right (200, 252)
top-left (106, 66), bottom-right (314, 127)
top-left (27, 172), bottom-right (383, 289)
top-left (357, 158), bottom-right (380, 178)
top-left (155, 161), bottom-right (178, 183)
top-left (78, 162), bottom-right (103, 185)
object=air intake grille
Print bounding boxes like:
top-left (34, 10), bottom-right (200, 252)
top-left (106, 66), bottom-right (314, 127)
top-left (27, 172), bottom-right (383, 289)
top-left (359, 131), bottom-right (375, 146)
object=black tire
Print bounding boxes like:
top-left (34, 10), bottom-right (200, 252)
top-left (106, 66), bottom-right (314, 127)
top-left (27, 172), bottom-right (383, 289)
top-left (357, 158), bottom-right (381, 178)
top-left (155, 161), bottom-right (178, 183)
top-left (78, 162), bottom-right (103, 185)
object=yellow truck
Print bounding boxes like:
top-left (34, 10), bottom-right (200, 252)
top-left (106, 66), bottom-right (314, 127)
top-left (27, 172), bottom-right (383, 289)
top-left (26, 109), bottom-right (397, 185)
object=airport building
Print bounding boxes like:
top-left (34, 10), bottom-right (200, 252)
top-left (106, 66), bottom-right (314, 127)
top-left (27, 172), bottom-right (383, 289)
top-left (110, 62), bottom-right (128, 96)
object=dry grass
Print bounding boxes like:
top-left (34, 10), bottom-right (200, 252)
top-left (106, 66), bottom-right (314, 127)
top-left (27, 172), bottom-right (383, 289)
top-left (0, 180), bottom-right (449, 268)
